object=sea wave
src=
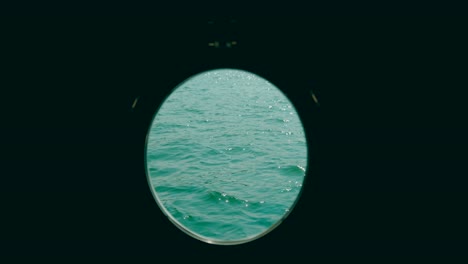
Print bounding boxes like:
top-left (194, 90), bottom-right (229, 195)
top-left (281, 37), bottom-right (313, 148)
top-left (146, 69), bottom-right (308, 241)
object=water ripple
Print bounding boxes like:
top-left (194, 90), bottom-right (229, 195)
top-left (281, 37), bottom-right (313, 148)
top-left (147, 69), bottom-right (307, 241)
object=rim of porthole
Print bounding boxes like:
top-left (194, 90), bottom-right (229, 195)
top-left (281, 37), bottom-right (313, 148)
top-left (143, 67), bottom-right (313, 246)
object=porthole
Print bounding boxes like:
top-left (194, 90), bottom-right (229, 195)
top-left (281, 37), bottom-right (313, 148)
top-left (145, 69), bottom-right (308, 245)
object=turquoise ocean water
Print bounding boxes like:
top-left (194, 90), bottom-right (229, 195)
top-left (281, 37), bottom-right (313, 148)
top-left (146, 69), bottom-right (307, 242)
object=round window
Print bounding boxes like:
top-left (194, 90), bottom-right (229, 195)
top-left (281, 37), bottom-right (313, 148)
top-left (145, 69), bottom-right (308, 244)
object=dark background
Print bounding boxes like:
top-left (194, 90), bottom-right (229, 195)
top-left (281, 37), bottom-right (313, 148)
top-left (1, 16), bottom-right (467, 257)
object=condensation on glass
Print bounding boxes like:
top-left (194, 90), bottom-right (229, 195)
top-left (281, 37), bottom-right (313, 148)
top-left (145, 69), bottom-right (308, 245)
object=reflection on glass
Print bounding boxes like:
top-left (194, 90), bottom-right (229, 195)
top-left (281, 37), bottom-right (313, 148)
top-left (146, 69), bottom-right (307, 244)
